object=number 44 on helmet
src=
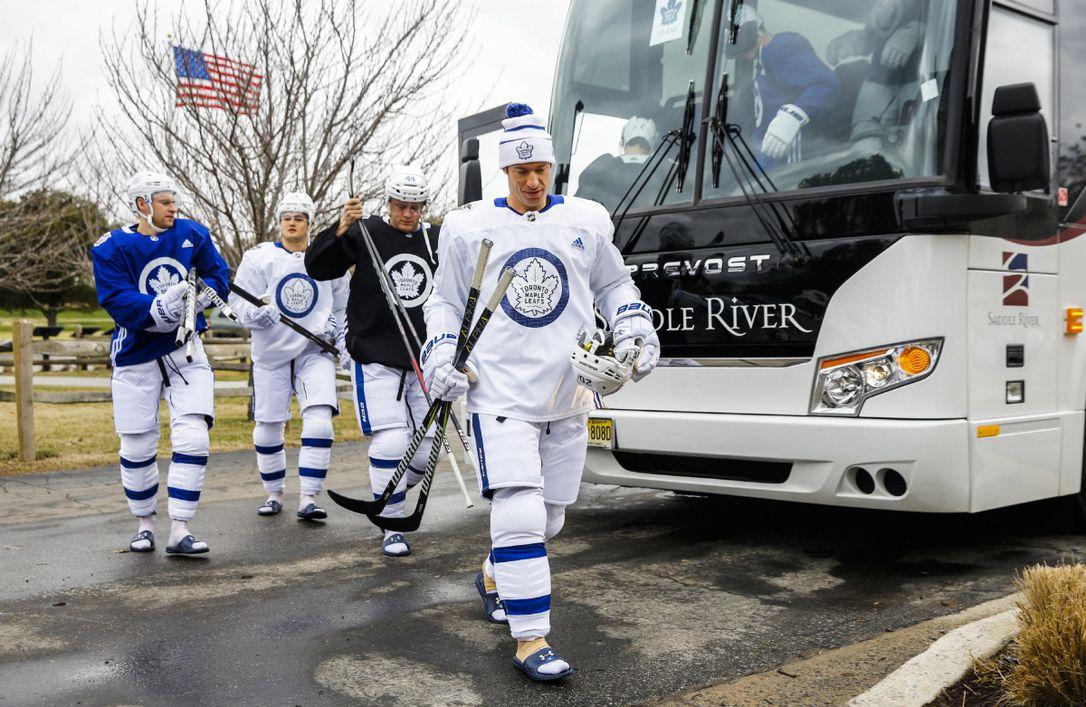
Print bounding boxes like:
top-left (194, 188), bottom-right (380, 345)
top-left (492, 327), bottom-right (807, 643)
top-left (571, 329), bottom-right (637, 396)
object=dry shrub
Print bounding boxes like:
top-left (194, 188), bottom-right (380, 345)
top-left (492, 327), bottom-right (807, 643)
top-left (1005, 563), bottom-right (1086, 705)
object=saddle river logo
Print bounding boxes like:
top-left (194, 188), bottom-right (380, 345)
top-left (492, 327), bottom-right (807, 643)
top-left (1002, 251), bottom-right (1029, 307)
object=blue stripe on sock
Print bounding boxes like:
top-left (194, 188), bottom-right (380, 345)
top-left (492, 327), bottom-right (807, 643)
top-left (167, 486), bottom-right (201, 502)
top-left (123, 483), bottom-right (159, 501)
top-left (376, 490), bottom-right (408, 505)
top-left (299, 467), bottom-right (327, 479)
top-left (171, 452), bottom-right (208, 466)
top-left (503, 595), bottom-right (551, 616)
top-left (369, 457), bottom-right (399, 469)
top-left (255, 443), bottom-right (284, 454)
top-left (260, 469), bottom-right (287, 481)
top-left (301, 437), bottom-right (333, 448)
top-left (120, 455), bottom-right (156, 469)
top-left (492, 543), bottom-right (547, 563)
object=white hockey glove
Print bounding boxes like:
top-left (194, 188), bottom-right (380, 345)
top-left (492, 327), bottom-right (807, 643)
top-left (761, 104), bottom-right (809, 160)
top-left (421, 334), bottom-right (477, 402)
top-left (249, 302), bottom-right (280, 330)
top-left (880, 21), bottom-right (921, 70)
top-left (148, 281), bottom-right (190, 331)
top-left (613, 313), bottom-right (660, 382)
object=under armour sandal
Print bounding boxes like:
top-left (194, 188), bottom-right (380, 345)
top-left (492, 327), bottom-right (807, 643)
top-left (381, 532), bottom-right (411, 557)
top-left (257, 499), bottom-right (283, 516)
top-left (165, 534), bottom-right (209, 555)
top-left (514, 646), bottom-right (574, 682)
top-left (129, 530), bottom-right (155, 553)
top-left (296, 503), bottom-right (328, 521)
top-left (475, 572), bottom-right (508, 623)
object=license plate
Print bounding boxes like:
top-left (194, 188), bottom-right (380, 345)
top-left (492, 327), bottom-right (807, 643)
top-left (587, 417), bottom-right (615, 449)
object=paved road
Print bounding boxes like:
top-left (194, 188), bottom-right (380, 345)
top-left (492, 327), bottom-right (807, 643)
top-left (0, 375), bottom-right (248, 389)
top-left (1, 446), bottom-right (1083, 705)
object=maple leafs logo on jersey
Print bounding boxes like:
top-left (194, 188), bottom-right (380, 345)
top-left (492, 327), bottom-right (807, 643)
top-left (281, 278), bottom-right (314, 314)
top-left (392, 262), bottom-right (424, 299)
top-left (510, 257), bottom-right (559, 317)
top-left (148, 266), bottom-right (180, 294)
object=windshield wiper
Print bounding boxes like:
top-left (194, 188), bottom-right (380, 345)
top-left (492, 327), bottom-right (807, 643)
top-left (686, 0), bottom-right (702, 54)
top-left (675, 80), bottom-right (697, 194)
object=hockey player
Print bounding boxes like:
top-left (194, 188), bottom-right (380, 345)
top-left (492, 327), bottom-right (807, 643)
top-left (228, 192), bottom-right (348, 520)
top-left (91, 171), bottom-right (230, 555)
top-left (423, 104), bottom-right (660, 681)
top-left (306, 165), bottom-right (439, 557)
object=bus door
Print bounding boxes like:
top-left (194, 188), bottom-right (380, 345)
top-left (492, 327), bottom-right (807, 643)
top-left (457, 106), bottom-right (509, 206)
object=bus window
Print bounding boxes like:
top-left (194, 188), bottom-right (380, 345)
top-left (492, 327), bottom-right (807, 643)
top-left (977, 6), bottom-right (1054, 193)
top-left (704, 0), bottom-right (958, 198)
top-left (550, 0), bottom-right (713, 214)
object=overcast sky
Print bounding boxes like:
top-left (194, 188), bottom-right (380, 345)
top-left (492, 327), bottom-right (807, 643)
top-left (1, 0), bottom-right (571, 198)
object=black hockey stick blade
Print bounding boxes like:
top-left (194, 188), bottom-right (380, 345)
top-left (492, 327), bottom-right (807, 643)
top-left (367, 408), bottom-right (451, 533)
top-left (327, 488), bottom-right (387, 515)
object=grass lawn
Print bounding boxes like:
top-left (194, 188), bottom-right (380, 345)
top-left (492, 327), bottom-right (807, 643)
top-left (0, 395), bottom-right (363, 477)
top-left (0, 306), bottom-right (114, 338)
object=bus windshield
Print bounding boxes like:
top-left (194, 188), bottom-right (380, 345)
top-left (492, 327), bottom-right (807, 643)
top-left (551, 0), bottom-right (960, 213)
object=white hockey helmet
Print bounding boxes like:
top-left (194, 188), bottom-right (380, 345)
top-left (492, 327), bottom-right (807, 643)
top-left (621, 117), bottom-right (659, 151)
top-left (126, 171), bottom-right (178, 233)
top-left (276, 191), bottom-right (315, 222)
top-left (571, 330), bottom-right (636, 396)
top-left (384, 165), bottom-right (430, 204)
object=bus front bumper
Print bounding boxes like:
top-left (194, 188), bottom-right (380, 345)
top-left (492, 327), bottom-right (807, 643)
top-left (583, 410), bottom-right (973, 513)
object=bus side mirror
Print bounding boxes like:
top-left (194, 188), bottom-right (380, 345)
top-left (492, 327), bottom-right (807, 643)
top-left (987, 83), bottom-right (1049, 193)
top-left (459, 138), bottom-right (481, 206)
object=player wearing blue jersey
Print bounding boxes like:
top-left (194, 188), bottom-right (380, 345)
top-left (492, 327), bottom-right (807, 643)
top-left (228, 192), bottom-right (348, 521)
top-left (91, 171), bottom-right (230, 555)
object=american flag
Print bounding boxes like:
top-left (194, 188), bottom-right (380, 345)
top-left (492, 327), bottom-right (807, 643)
top-left (173, 45), bottom-right (262, 112)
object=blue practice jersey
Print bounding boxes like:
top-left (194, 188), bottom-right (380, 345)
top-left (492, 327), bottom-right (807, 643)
top-left (91, 219), bottom-right (230, 367)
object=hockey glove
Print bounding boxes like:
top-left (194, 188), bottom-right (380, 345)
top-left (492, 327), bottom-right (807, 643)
top-left (880, 21), bottom-right (921, 70)
top-left (613, 314), bottom-right (660, 382)
top-left (761, 104), bottom-right (809, 160)
top-left (421, 334), bottom-right (476, 402)
top-left (148, 281), bottom-right (190, 331)
top-left (249, 303), bottom-right (280, 330)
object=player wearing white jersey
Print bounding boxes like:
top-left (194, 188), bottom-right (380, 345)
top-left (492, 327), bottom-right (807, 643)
top-left (423, 104), bottom-right (660, 682)
top-left (91, 171), bottom-right (231, 555)
top-left (228, 193), bottom-right (348, 520)
top-left (306, 166), bottom-right (440, 557)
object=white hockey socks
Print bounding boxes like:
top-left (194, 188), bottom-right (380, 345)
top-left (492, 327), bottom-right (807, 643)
top-left (119, 430), bottom-right (160, 517)
top-left (298, 405), bottom-right (334, 498)
top-left (167, 414), bottom-right (208, 522)
top-left (368, 428), bottom-right (410, 518)
top-left (253, 421), bottom-right (287, 494)
top-left (490, 486), bottom-right (551, 640)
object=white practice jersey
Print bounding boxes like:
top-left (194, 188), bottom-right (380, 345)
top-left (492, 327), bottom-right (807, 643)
top-left (230, 242), bottom-right (349, 366)
top-left (426, 195), bottom-right (634, 422)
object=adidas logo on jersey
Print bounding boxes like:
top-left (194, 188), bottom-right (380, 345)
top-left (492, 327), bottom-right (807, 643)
top-left (182, 239), bottom-right (194, 248)
top-left (571, 237), bottom-right (585, 250)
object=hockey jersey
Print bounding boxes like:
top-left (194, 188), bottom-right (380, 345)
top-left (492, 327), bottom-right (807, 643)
top-left (229, 241), bottom-right (349, 366)
top-left (425, 195), bottom-right (634, 422)
top-left (306, 216), bottom-right (439, 370)
top-left (91, 219), bottom-right (230, 367)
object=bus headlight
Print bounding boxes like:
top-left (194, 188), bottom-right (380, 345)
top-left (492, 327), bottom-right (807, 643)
top-left (810, 339), bottom-right (942, 416)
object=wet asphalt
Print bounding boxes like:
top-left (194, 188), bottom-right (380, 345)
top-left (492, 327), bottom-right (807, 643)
top-left (1, 443), bottom-right (1084, 706)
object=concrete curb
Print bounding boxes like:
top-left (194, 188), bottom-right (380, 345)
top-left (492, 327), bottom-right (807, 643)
top-left (848, 605), bottom-right (1020, 706)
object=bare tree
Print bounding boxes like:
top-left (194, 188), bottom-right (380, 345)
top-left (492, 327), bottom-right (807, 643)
top-left (0, 41), bottom-right (71, 199)
top-left (95, 0), bottom-right (471, 265)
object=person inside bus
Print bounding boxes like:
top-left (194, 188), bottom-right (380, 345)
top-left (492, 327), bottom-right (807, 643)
top-left (727, 5), bottom-right (841, 169)
top-left (826, 0), bottom-right (925, 146)
top-left (576, 116), bottom-right (661, 213)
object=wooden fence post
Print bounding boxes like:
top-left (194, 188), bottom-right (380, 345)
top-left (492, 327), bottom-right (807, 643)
top-left (13, 320), bottom-right (35, 463)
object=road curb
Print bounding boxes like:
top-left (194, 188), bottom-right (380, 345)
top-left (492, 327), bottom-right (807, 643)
top-left (848, 604), bottom-right (1019, 706)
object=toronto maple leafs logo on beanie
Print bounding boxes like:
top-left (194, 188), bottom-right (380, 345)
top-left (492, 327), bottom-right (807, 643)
top-left (498, 103), bottom-right (555, 169)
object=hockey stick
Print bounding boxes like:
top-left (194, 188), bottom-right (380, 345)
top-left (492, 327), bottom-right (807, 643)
top-left (351, 217), bottom-right (484, 508)
top-left (365, 266), bottom-right (516, 531)
top-left (196, 278), bottom-right (238, 322)
top-left (328, 265), bottom-right (514, 517)
top-left (229, 282), bottom-right (340, 357)
top-left (177, 268), bottom-right (199, 362)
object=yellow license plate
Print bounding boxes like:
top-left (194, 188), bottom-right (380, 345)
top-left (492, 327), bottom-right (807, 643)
top-left (587, 417), bottom-right (615, 449)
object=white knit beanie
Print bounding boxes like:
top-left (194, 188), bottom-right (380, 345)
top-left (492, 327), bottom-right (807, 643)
top-left (498, 103), bottom-right (555, 169)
